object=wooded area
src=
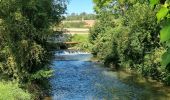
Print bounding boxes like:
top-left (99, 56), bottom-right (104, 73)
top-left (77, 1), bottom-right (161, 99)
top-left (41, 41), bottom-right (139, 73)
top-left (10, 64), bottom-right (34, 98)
top-left (0, 0), bottom-right (66, 99)
top-left (89, 0), bottom-right (170, 85)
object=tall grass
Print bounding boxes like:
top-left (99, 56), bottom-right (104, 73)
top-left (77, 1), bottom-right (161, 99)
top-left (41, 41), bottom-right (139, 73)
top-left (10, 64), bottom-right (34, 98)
top-left (0, 82), bottom-right (31, 100)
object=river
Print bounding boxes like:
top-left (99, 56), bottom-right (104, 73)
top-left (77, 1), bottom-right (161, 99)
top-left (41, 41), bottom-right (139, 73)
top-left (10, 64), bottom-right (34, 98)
top-left (48, 50), bottom-right (170, 100)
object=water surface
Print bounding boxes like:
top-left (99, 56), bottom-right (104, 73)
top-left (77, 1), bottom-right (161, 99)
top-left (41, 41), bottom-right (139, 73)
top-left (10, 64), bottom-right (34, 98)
top-left (50, 50), bottom-right (170, 100)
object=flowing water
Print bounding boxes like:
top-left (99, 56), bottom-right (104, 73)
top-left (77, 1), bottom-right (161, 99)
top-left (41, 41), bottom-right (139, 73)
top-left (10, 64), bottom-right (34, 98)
top-left (49, 50), bottom-right (170, 100)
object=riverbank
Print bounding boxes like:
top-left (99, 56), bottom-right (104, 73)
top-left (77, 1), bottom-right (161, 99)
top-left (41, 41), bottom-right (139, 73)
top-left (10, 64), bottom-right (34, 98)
top-left (92, 53), bottom-right (170, 99)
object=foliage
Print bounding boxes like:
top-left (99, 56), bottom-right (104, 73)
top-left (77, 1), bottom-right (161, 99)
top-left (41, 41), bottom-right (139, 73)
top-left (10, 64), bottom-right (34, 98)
top-left (70, 34), bottom-right (92, 52)
top-left (142, 47), bottom-right (165, 79)
top-left (93, 0), bottom-right (113, 13)
top-left (0, 0), bottom-right (66, 98)
top-left (89, 11), bottom-right (119, 65)
top-left (119, 2), bottom-right (159, 68)
top-left (150, 0), bottom-right (170, 85)
top-left (90, 0), bottom-right (170, 84)
top-left (0, 81), bottom-right (31, 100)
top-left (30, 69), bottom-right (54, 81)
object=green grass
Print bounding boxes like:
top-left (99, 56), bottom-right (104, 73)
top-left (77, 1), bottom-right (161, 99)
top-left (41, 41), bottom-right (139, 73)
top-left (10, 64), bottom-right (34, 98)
top-left (71, 34), bottom-right (89, 43)
top-left (63, 22), bottom-right (87, 28)
top-left (0, 81), bottom-right (31, 100)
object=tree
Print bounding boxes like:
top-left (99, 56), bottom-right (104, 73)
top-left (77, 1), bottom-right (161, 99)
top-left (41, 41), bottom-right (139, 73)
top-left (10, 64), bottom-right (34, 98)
top-left (90, 0), bottom-right (170, 84)
top-left (150, 0), bottom-right (170, 84)
top-left (0, 0), bottom-right (67, 97)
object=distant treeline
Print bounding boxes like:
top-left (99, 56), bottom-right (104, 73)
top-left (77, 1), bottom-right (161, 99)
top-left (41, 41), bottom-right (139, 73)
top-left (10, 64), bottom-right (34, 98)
top-left (65, 12), bottom-right (96, 20)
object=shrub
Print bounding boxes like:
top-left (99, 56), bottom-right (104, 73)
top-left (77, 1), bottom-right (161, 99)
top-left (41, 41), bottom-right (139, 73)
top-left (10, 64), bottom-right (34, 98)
top-left (0, 81), bottom-right (31, 100)
top-left (90, 1), bottom-right (170, 84)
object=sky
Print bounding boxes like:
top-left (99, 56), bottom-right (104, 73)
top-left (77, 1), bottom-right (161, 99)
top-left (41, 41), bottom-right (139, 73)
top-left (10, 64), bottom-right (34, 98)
top-left (67, 0), bottom-right (94, 14)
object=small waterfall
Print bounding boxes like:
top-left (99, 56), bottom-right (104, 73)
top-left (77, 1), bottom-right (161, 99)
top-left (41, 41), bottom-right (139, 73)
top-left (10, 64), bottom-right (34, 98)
top-left (55, 50), bottom-right (90, 56)
top-left (54, 50), bottom-right (92, 61)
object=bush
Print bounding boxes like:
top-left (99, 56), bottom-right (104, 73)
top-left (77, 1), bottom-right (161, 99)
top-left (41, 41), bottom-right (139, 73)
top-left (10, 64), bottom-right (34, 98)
top-left (0, 0), bottom-right (67, 98)
top-left (69, 34), bottom-right (92, 52)
top-left (90, 1), bottom-right (170, 84)
top-left (0, 82), bottom-right (31, 100)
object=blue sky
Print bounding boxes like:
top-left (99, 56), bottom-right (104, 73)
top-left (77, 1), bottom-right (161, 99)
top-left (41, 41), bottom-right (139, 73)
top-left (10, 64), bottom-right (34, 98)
top-left (67, 0), bottom-right (94, 14)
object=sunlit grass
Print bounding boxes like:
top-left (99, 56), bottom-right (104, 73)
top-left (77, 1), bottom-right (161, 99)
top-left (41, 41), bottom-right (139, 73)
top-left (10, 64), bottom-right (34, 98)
top-left (71, 34), bottom-right (89, 43)
top-left (0, 81), bottom-right (31, 100)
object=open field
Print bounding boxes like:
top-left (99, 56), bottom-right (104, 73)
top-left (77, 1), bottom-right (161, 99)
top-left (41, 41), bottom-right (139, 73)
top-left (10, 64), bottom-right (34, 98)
top-left (64, 28), bottom-right (89, 34)
top-left (62, 20), bottom-right (95, 27)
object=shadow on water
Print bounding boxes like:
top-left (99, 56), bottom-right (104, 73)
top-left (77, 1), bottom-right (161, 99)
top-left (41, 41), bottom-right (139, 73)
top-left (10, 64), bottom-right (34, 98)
top-left (94, 70), bottom-right (170, 100)
top-left (45, 50), bottom-right (170, 100)
top-left (114, 70), bottom-right (170, 100)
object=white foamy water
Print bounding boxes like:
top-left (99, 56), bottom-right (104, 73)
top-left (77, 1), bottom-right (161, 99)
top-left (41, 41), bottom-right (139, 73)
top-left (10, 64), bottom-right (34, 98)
top-left (55, 50), bottom-right (90, 56)
top-left (54, 50), bottom-right (92, 61)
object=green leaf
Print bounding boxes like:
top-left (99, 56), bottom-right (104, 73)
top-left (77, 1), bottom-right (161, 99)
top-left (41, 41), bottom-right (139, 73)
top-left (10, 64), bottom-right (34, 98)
top-left (166, 40), bottom-right (170, 47)
top-left (156, 6), bottom-right (169, 23)
top-left (162, 51), bottom-right (170, 67)
top-left (160, 23), bottom-right (170, 42)
top-left (150, 0), bottom-right (159, 7)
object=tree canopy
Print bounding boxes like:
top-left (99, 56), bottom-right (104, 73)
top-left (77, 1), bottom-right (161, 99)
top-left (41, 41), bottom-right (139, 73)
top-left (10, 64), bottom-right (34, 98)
top-left (89, 0), bottom-right (170, 85)
top-left (0, 0), bottom-right (67, 99)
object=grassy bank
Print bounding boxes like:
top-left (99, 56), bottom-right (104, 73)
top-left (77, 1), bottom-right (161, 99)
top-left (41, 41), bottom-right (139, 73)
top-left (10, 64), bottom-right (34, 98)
top-left (70, 34), bottom-right (92, 52)
top-left (72, 34), bottom-right (89, 42)
top-left (0, 82), bottom-right (31, 100)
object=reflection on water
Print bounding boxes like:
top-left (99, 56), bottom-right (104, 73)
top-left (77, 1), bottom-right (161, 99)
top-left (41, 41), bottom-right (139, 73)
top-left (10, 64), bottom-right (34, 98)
top-left (49, 50), bottom-right (170, 100)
